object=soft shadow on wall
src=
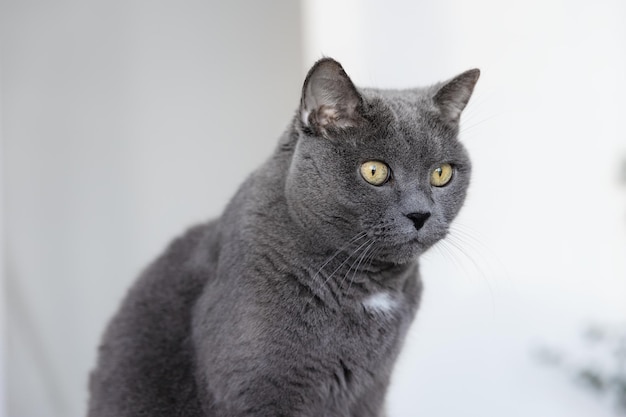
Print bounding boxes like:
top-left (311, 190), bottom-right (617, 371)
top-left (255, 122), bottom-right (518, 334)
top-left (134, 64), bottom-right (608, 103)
top-left (1, 1), bottom-right (302, 416)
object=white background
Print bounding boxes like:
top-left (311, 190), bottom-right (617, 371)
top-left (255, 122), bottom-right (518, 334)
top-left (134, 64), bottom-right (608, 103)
top-left (2, 1), bottom-right (626, 416)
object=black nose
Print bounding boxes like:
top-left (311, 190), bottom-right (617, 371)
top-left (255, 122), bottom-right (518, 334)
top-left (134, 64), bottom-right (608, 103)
top-left (406, 212), bottom-right (431, 230)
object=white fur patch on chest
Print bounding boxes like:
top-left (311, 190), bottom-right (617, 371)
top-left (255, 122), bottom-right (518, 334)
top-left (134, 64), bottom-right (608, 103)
top-left (362, 292), bottom-right (397, 314)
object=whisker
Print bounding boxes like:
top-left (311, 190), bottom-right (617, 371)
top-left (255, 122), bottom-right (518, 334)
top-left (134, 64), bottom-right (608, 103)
top-left (339, 238), bottom-right (373, 292)
top-left (346, 240), bottom-right (377, 295)
top-left (459, 113), bottom-right (499, 137)
top-left (301, 232), bottom-right (368, 312)
top-left (449, 223), bottom-right (509, 281)
top-left (441, 232), bottom-right (496, 314)
top-left (364, 246), bottom-right (380, 273)
top-left (311, 231), bottom-right (368, 282)
top-left (313, 237), bottom-right (371, 297)
top-left (445, 233), bottom-right (488, 279)
top-left (432, 239), bottom-right (468, 280)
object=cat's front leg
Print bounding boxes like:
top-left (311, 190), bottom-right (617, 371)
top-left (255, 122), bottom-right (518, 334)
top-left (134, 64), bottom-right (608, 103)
top-left (193, 285), bottom-right (327, 417)
top-left (207, 377), bottom-right (314, 417)
top-left (197, 337), bottom-right (345, 416)
top-left (348, 377), bottom-right (390, 417)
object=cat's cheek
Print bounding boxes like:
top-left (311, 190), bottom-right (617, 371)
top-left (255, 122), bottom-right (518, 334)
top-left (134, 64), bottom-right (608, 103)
top-left (285, 173), bottom-right (362, 249)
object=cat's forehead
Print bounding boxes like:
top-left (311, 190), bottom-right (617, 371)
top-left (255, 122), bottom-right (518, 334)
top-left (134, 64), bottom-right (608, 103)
top-left (361, 87), bottom-right (432, 116)
top-left (355, 88), bottom-right (448, 163)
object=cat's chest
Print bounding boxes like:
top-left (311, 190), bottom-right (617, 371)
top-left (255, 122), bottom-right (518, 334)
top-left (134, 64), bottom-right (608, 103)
top-left (311, 266), bottom-right (421, 345)
top-left (344, 270), bottom-right (419, 325)
top-left (331, 290), bottom-right (413, 354)
top-left (361, 291), bottom-right (399, 315)
top-left (330, 273), bottom-right (421, 360)
top-left (312, 290), bottom-right (414, 406)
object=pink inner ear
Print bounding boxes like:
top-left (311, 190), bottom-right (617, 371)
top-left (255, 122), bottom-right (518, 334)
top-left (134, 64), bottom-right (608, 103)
top-left (316, 105), bottom-right (357, 129)
top-left (300, 58), bottom-right (364, 134)
top-left (317, 105), bottom-right (339, 127)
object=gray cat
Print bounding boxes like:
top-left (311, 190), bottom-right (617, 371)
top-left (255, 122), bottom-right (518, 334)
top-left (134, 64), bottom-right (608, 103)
top-left (88, 58), bottom-right (479, 417)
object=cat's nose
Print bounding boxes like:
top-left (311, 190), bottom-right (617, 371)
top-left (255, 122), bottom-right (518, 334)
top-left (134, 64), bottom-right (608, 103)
top-left (406, 212), bottom-right (431, 231)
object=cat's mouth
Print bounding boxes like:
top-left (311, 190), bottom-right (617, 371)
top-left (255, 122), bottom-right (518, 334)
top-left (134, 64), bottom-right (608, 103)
top-left (384, 226), bottom-right (450, 262)
top-left (395, 230), bottom-right (427, 247)
top-left (364, 221), bottom-right (446, 263)
top-left (408, 235), bottom-right (422, 245)
top-left (368, 234), bottom-right (427, 265)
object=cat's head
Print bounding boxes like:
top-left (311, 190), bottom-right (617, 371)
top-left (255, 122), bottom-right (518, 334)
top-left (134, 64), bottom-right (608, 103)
top-left (285, 58), bottom-right (479, 265)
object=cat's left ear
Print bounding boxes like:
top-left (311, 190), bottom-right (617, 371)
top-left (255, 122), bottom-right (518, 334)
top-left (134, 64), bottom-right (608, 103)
top-left (300, 58), bottom-right (364, 137)
top-left (433, 69), bottom-right (480, 125)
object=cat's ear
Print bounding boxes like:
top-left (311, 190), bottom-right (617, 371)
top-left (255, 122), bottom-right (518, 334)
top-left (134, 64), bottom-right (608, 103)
top-left (433, 69), bottom-right (480, 125)
top-left (300, 58), bottom-right (364, 137)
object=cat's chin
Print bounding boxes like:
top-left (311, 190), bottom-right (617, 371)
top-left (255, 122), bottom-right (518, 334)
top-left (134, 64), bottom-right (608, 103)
top-left (375, 239), bottom-right (431, 265)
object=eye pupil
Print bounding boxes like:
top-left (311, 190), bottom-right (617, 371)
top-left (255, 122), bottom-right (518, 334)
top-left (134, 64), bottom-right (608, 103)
top-left (360, 160), bottom-right (389, 186)
top-left (430, 163), bottom-right (453, 187)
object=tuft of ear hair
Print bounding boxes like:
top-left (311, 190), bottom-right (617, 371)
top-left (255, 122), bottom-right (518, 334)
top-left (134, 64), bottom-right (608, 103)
top-left (433, 68), bottom-right (480, 125)
top-left (300, 58), bottom-right (364, 137)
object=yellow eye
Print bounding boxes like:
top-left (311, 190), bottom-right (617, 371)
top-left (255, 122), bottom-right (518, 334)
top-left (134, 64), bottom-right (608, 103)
top-left (360, 160), bottom-right (390, 186)
top-left (430, 163), bottom-right (453, 187)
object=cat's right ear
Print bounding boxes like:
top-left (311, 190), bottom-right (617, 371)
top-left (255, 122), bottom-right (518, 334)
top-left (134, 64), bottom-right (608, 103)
top-left (299, 58), bottom-right (364, 138)
top-left (432, 68), bottom-right (480, 126)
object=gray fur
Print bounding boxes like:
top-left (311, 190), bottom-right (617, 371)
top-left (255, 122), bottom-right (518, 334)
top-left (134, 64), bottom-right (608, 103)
top-left (88, 58), bottom-right (479, 417)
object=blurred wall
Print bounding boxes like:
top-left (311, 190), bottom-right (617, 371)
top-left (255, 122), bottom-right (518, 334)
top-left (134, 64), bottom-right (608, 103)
top-left (1, 76), bottom-right (6, 417)
top-left (302, 1), bottom-right (626, 416)
top-left (1, 1), bottom-right (302, 416)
